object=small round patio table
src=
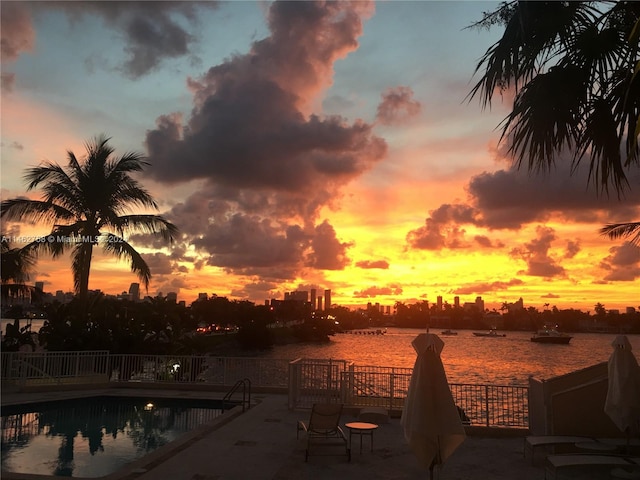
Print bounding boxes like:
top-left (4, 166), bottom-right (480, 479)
top-left (345, 422), bottom-right (379, 453)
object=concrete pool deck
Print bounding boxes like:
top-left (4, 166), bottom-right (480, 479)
top-left (1, 389), bottom-right (631, 480)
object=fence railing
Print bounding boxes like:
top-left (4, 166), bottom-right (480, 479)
top-left (1, 350), bottom-right (110, 385)
top-left (1, 352), bottom-right (529, 428)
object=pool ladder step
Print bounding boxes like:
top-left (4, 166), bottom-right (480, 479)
top-left (222, 377), bottom-right (251, 412)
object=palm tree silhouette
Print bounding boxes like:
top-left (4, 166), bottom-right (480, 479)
top-left (468, 2), bottom-right (639, 244)
top-left (1, 135), bottom-right (178, 301)
top-left (1, 233), bottom-right (37, 302)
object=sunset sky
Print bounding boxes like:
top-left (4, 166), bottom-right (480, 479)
top-left (1, 1), bottom-right (639, 313)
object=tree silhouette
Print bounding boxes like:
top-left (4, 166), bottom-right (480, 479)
top-left (469, 2), bottom-right (639, 243)
top-left (1, 135), bottom-right (178, 301)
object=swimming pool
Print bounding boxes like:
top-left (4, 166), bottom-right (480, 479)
top-left (1, 395), bottom-right (230, 478)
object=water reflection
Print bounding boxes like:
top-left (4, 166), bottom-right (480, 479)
top-left (1, 397), bottom-right (222, 477)
top-left (261, 328), bottom-right (640, 384)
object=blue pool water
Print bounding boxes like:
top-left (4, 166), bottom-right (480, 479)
top-left (1, 396), bottom-right (227, 478)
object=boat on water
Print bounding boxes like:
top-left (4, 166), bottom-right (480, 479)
top-left (472, 329), bottom-right (506, 338)
top-left (530, 325), bottom-right (572, 344)
top-left (440, 329), bottom-right (458, 336)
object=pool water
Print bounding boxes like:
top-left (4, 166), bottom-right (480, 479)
top-left (1, 396), bottom-right (226, 478)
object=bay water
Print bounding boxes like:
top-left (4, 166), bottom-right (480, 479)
top-left (260, 328), bottom-right (640, 386)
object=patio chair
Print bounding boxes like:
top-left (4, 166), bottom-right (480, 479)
top-left (297, 403), bottom-right (351, 462)
top-left (545, 454), bottom-right (640, 480)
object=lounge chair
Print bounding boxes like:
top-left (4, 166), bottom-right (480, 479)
top-left (524, 435), bottom-right (595, 464)
top-left (544, 454), bottom-right (640, 480)
top-left (525, 435), bottom-right (640, 465)
top-left (297, 403), bottom-right (351, 462)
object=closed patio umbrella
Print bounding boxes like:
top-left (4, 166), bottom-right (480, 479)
top-left (401, 333), bottom-right (465, 479)
top-left (605, 335), bottom-right (640, 440)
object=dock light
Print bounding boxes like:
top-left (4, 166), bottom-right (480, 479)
top-left (144, 402), bottom-right (154, 410)
top-left (171, 363), bottom-right (180, 373)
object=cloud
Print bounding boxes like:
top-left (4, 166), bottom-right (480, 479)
top-left (452, 279), bottom-right (524, 295)
top-left (405, 161), bottom-right (640, 253)
top-left (376, 86), bottom-right (422, 125)
top-left (599, 243), bottom-right (640, 281)
top-left (143, 1), bottom-right (383, 285)
top-left (353, 285), bottom-right (403, 298)
top-left (406, 204), bottom-right (480, 250)
top-left (141, 252), bottom-right (180, 276)
top-left (309, 220), bottom-right (352, 270)
top-left (2, 2), bottom-right (218, 79)
top-left (145, 1), bottom-right (385, 190)
top-left (355, 259), bottom-right (390, 269)
top-left (230, 280), bottom-right (281, 301)
top-left (474, 235), bottom-right (504, 248)
top-left (467, 161), bottom-right (640, 230)
top-left (541, 293), bottom-right (560, 299)
top-left (0, 2), bottom-right (35, 62)
top-left (509, 226), bottom-right (567, 278)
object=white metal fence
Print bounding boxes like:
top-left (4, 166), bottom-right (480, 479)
top-left (1, 352), bottom-right (528, 428)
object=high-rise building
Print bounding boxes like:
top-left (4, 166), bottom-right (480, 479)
top-left (324, 289), bottom-right (331, 311)
top-left (454, 296), bottom-right (460, 308)
top-left (437, 296), bottom-right (443, 311)
top-left (128, 282), bottom-right (140, 301)
top-left (317, 297), bottom-right (323, 311)
top-left (167, 292), bottom-right (177, 303)
top-left (285, 291), bottom-right (308, 302)
top-left (310, 289), bottom-right (317, 310)
top-left (35, 281), bottom-right (44, 292)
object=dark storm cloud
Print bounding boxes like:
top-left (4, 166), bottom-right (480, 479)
top-left (192, 214), bottom-right (307, 271)
top-left (2, 1), bottom-right (216, 79)
top-left (509, 226), bottom-right (567, 278)
top-left (309, 221), bottom-right (352, 270)
top-left (376, 86), bottom-right (422, 125)
top-left (406, 204), bottom-right (480, 250)
top-left (599, 243), bottom-right (640, 281)
top-left (141, 252), bottom-right (175, 275)
top-left (146, 1), bottom-right (382, 284)
top-left (145, 1), bottom-right (385, 190)
top-left (230, 280), bottom-right (280, 301)
top-left (406, 162), bottom-right (640, 252)
top-left (468, 162), bottom-right (640, 230)
top-left (356, 259), bottom-right (390, 269)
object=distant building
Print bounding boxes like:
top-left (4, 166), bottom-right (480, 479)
top-left (128, 283), bottom-right (140, 301)
top-left (35, 281), bottom-right (44, 292)
top-left (310, 289), bottom-right (317, 310)
top-left (285, 291), bottom-right (308, 302)
top-left (317, 297), bottom-right (323, 311)
top-left (437, 296), bottom-right (443, 311)
top-left (324, 289), bottom-right (331, 311)
top-left (166, 292), bottom-right (177, 303)
top-left (454, 296), bottom-right (460, 308)
top-left (198, 292), bottom-right (208, 301)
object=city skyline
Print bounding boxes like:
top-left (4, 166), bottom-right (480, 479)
top-left (1, 2), bottom-right (638, 313)
top-left (20, 281), bottom-right (637, 315)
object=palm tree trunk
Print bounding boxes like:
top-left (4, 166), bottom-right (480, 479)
top-left (77, 242), bottom-right (94, 302)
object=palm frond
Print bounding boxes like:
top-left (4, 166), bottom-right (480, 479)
top-left (503, 65), bottom-right (586, 173)
top-left (0, 237), bottom-right (37, 284)
top-left (103, 215), bottom-right (178, 243)
top-left (0, 199), bottom-right (75, 224)
top-left (599, 222), bottom-right (640, 246)
top-left (102, 235), bottom-right (152, 290)
top-left (577, 97), bottom-right (627, 197)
